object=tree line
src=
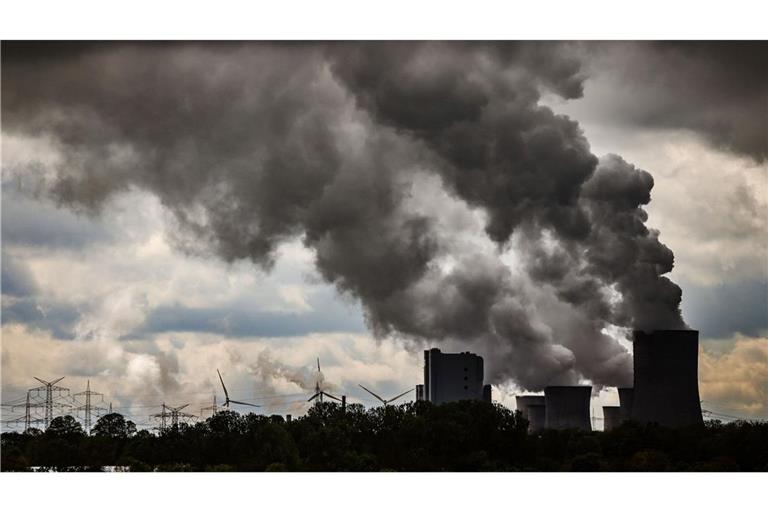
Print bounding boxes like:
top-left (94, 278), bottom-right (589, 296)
top-left (2, 400), bottom-right (767, 471)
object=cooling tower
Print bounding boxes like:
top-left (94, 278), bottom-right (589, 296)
top-left (527, 404), bottom-right (546, 432)
top-left (544, 386), bottom-right (592, 431)
top-left (631, 330), bottom-right (703, 427)
top-left (618, 387), bottom-right (634, 422)
top-left (603, 406), bottom-right (622, 431)
top-left (515, 395), bottom-right (545, 419)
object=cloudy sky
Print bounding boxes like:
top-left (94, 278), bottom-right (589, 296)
top-left (1, 42), bottom-right (766, 430)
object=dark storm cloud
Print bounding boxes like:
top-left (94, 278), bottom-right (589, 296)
top-left (583, 41), bottom-right (768, 162)
top-left (2, 42), bottom-right (691, 390)
top-left (681, 279), bottom-right (768, 340)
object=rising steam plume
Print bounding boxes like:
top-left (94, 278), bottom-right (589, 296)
top-left (1, 42), bottom-right (687, 390)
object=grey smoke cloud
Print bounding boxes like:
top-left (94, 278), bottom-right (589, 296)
top-left (579, 41), bottom-right (767, 162)
top-left (2, 42), bottom-right (690, 390)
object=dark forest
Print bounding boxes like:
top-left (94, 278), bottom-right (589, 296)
top-left (2, 401), bottom-right (767, 471)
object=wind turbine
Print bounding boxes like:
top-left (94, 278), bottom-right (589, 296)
top-left (358, 384), bottom-right (414, 406)
top-left (307, 358), bottom-right (341, 404)
top-left (217, 369), bottom-right (261, 410)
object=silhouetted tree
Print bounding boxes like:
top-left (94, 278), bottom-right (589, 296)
top-left (2, 403), bottom-right (767, 472)
top-left (46, 415), bottom-right (84, 437)
top-left (92, 413), bottom-right (137, 438)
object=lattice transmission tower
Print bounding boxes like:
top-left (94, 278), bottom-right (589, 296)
top-left (31, 377), bottom-right (70, 429)
top-left (72, 380), bottom-right (107, 432)
top-left (152, 403), bottom-right (196, 431)
top-left (201, 394), bottom-right (218, 419)
top-left (4, 391), bottom-right (45, 432)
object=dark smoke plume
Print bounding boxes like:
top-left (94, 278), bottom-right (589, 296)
top-left (581, 41), bottom-right (768, 162)
top-left (2, 42), bottom-right (689, 390)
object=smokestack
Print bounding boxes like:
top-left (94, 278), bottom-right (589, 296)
top-left (415, 384), bottom-right (424, 401)
top-left (603, 406), bottom-right (622, 431)
top-left (545, 386), bottom-right (592, 431)
top-left (618, 387), bottom-right (634, 423)
top-left (341, 395), bottom-right (346, 413)
top-left (631, 330), bottom-right (702, 427)
top-left (527, 404), bottom-right (546, 433)
top-left (515, 395), bottom-right (545, 419)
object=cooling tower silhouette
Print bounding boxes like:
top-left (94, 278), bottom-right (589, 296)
top-left (630, 330), bottom-right (703, 427)
top-left (515, 395), bottom-right (545, 419)
top-left (527, 404), bottom-right (546, 432)
top-left (603, 406), bottom-right (622, 431)
top-left (516, 395), bottom-right (546, 432)
top-left (544, 386), bottom-right (592, 431)
top-left (618, 387), bottom-right (634, 423)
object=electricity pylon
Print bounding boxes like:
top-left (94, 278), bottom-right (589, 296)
top-left (72, 380), bottom-right (106, 433)
top-left (152, 403), bottom-right (196, 430)
top-left (5, 391), bottom-right (45, 432)
top-left (201, 394), bottom-right (218, 418)
top-left (31, 377), bottom-right (69, 429)
top-left (166, 404), bottom-right (195, 428)
top-left (151, 403), bottom-right (170, 431)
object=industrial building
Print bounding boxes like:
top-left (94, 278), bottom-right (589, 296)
top-left (421, 348), bottom-right (492, 404)
top-left (630, 329), bottom-right (703, 427)
top-left (515, 395), bottom-right (545, 419)
top-left (618, 387), bottom-right (634, 423)
top-left (420, 328), bottom-right (702, 429)
top-left (544, 386), bottom-right (592, 431)
top-left (527, 404), bottom-right (546, 432)
top-left (603, 406), bottom-right (622, 431)
top-left (515, 395), bottom-right (546, 432)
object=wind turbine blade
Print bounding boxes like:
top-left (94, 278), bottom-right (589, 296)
top-left (179, 404), bottom-right (189, 411)
top-left (217, 369), bottom-right (230, 401)
top-left (317, 358), bottom-right (321, 373)
top-left (34, 377), bottom-right (48, 385)
top-left (307, 393), bottom-right (320, 402)
top-left (323, 392), bottom-right (341, 402)
top-left (388, 388), bottom-right (415, 403)
top-left (359, 384), bottom-right (386, 404)
top-left (229, 400), bottom-right (260, 408)
top-left (51, 377), bottom-right (65, 385)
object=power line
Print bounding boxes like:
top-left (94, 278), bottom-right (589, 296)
top-left (72, 380), bottom-right (107, 433)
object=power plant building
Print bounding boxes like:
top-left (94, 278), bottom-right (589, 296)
top-left (618, 387), bottom-right (634, 423)
top-left (631, 330), bottom-right (703, 427)
top-left (421, 348), bottom-right (492, 405)
top-left (516, 395), bottom-right (546, 432)
top-left (545, 386), bottom-right (592, 431)
top-left (527, 404), bottom-right (546, 432)
top-left (603, 406), bottom-right (622, 431)
top-left (515, 395), bottom-right (545, 419)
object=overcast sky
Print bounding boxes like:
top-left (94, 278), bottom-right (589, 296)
top-left (2, 42), bottom-right (766, 429)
